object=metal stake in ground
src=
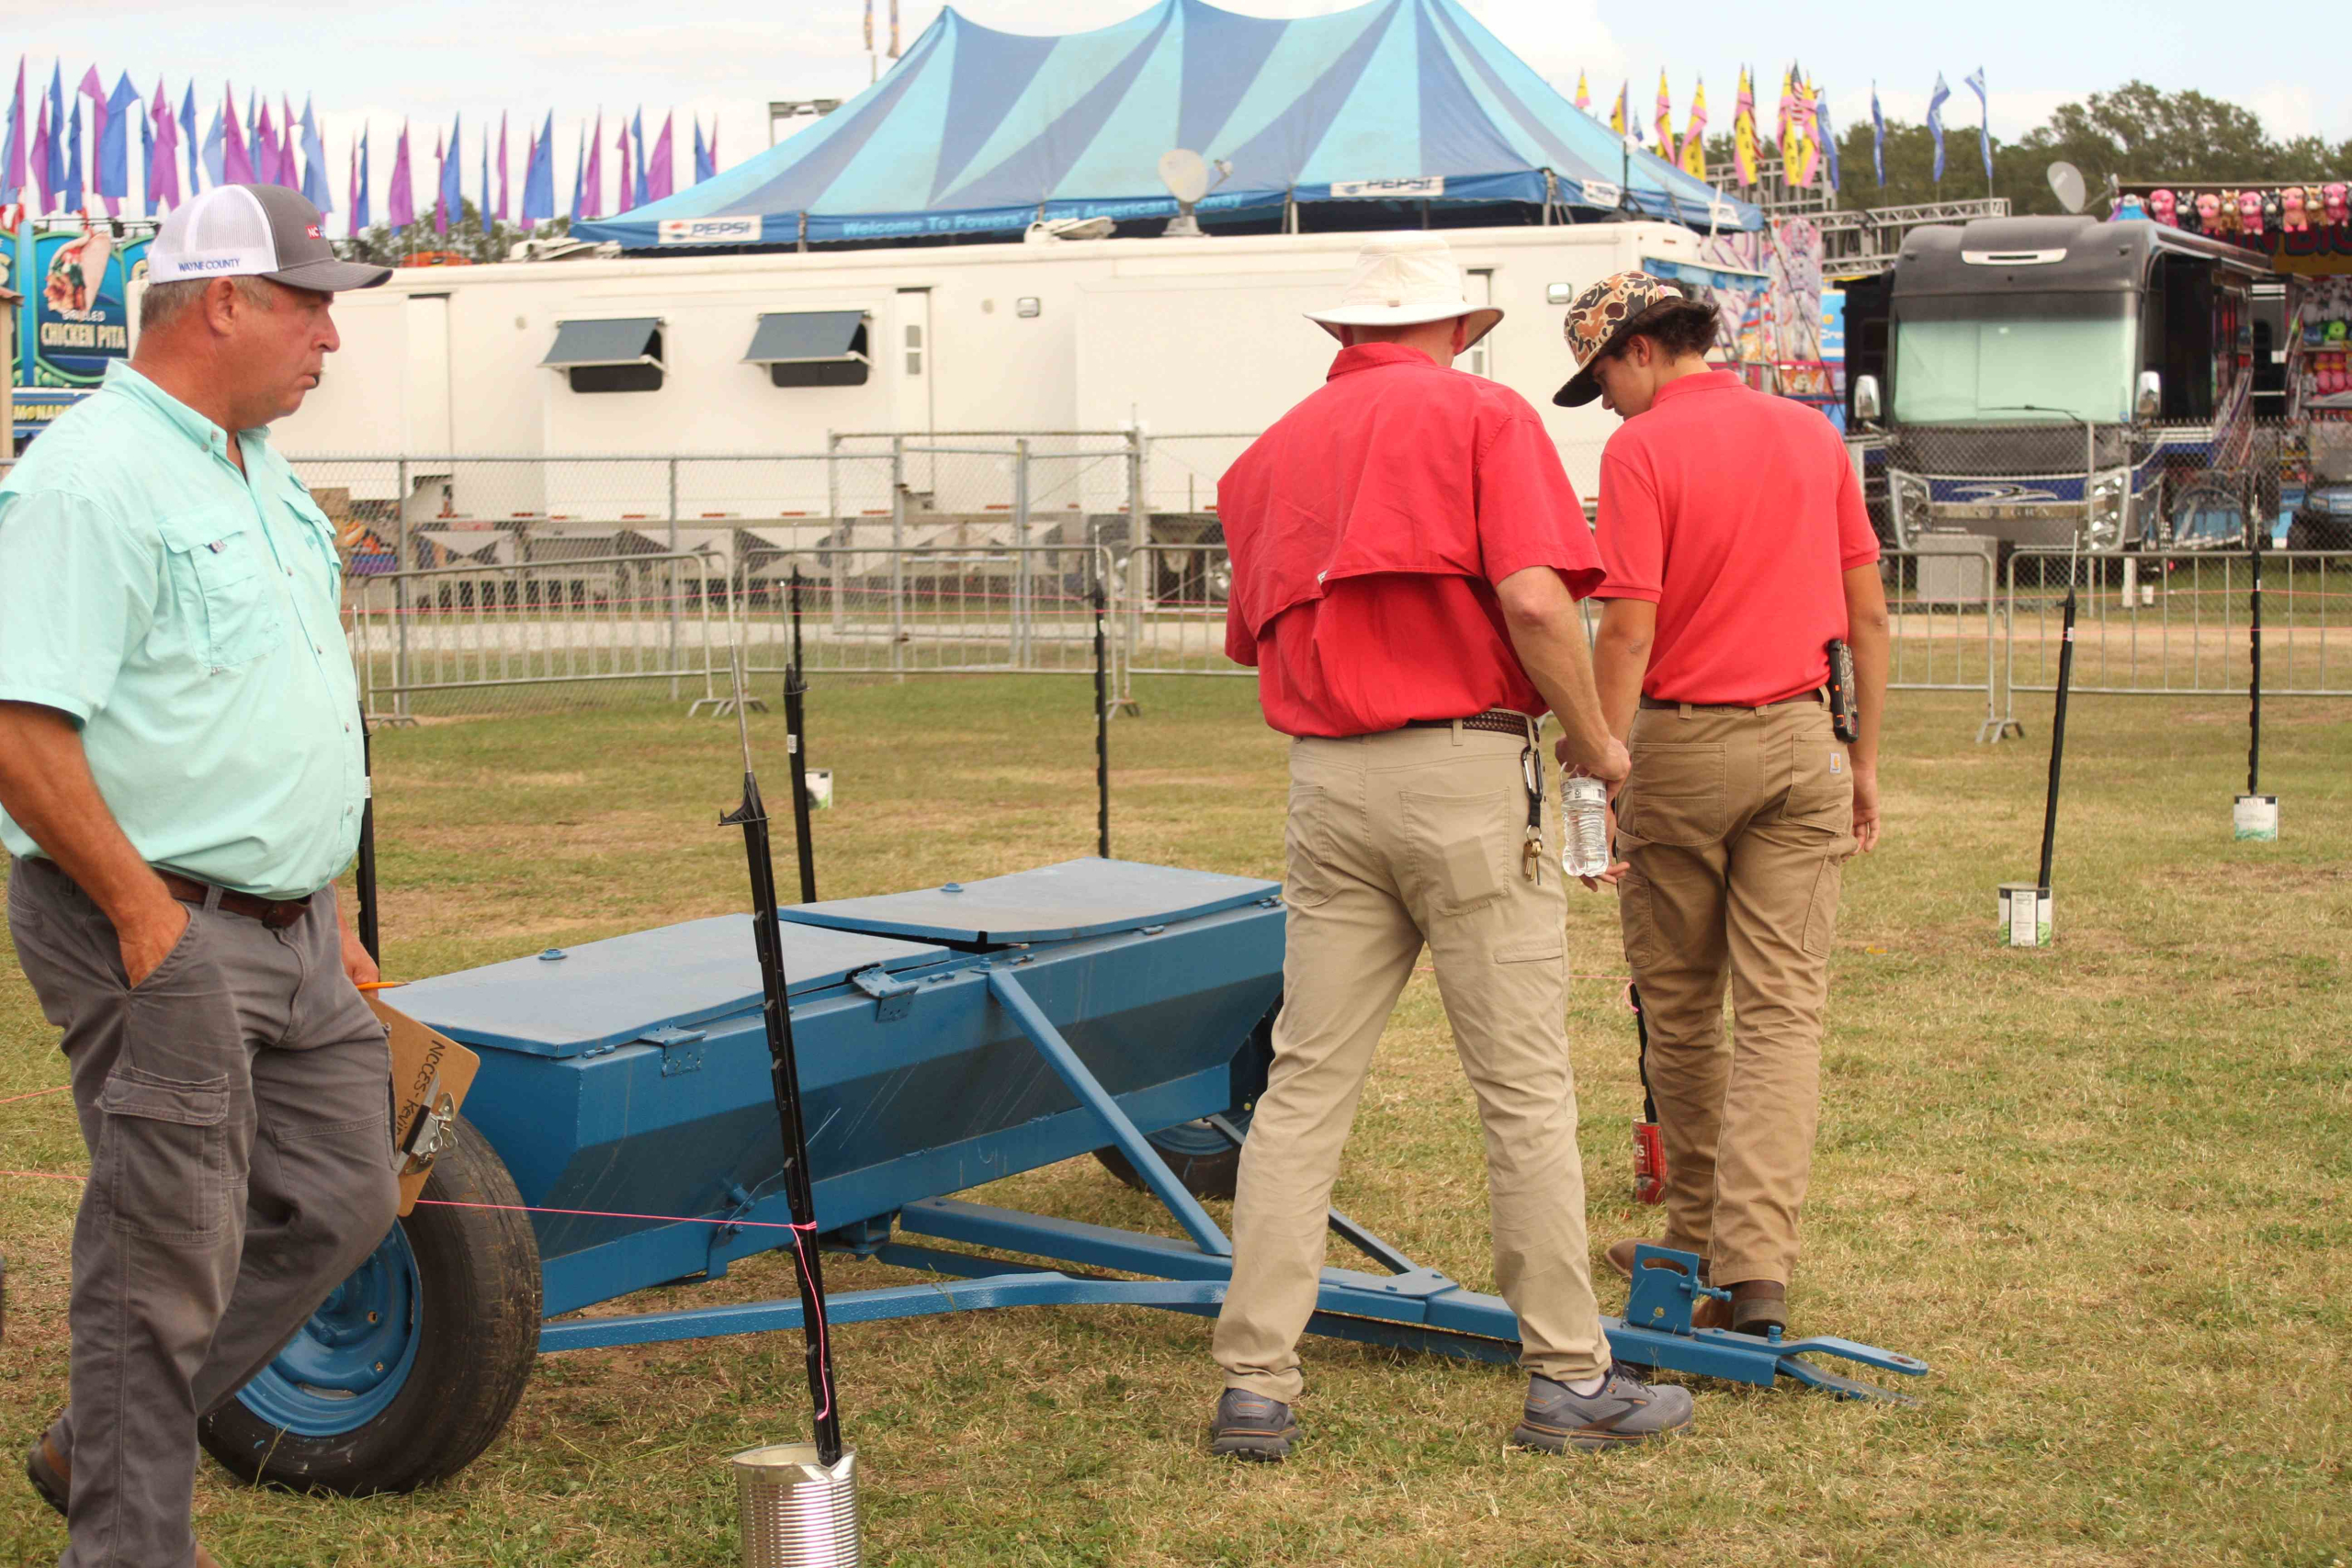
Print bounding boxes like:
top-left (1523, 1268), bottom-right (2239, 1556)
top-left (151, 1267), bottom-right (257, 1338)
top-left (785, 662), bottom-right (819, 905)
top-left (356, 701), bottom-right (380, 964)
top-left (2235, 530), bottom-right (2279, 840)
top-left (1092, 574), bottom-right (1111, 860)
top-left (718, 652), bottom-right (844, 1465)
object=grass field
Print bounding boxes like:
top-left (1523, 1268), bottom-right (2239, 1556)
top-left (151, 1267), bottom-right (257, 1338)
top-left (3, 676), bottom-right (2348, 1567)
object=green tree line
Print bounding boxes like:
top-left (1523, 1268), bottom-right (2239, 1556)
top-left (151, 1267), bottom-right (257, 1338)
top-left (1709, 81), bottom-right (2346, 214)
top-left (341, 199), bottom-right (574, 266)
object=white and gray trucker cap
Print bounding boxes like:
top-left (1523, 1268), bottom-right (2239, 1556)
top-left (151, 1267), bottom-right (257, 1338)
top-left (147, 185), bottom-right (393, 292)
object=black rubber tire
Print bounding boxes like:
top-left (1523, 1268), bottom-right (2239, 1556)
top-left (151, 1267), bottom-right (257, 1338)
top-left (199, 1115), bottom-right (542, 1495)
top-left (1094, 1002), bottom-right (1275, 1201)
top-left (1095, 1106), bottom-right (1253, 1201)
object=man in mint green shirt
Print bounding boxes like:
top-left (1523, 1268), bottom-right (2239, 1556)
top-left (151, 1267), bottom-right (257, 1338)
top-left (0, 185), bottom-right (398, 1568)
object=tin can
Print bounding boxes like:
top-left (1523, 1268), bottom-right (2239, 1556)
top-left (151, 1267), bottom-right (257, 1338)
top-left (734, 1444), bottom-right (862, 1568)
top-left (1997, 882), bottom-right (2052, 948)
top-left (2233, 795), bottom-right (2278, 841)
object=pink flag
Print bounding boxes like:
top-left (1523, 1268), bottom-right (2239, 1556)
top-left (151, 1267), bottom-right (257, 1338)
top-left (148, 80), bottom-right (182, 210)
top-left (432, 126), bottom-right (447, 234)
top-left (281, 95), bottom-right (295, 186)
top-left (255, 97), bottom-right (277, 185)
top-left (222, 84), bottom-right (255, 185)
top-left (79, 66), bottom-right (116, 215)
top-left (495, 111), bottom-right (509, 221)
top-left (30, 95), bottom-right (51, 211)
top-left (387, 119), bottom-right (413, 227)
top-left (613, 117), bottom-right (630, 213)
top-left (647, 112), bottom-right (673, 202)
top-left (582, 111), bottom-right (603, 219)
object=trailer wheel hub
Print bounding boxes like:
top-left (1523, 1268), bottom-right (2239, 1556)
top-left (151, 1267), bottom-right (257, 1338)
top-left (234, 1224), bottom-right (424, 1437)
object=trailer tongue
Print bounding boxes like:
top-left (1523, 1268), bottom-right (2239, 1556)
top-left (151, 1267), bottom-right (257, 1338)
top-left (200, 858), bottom-right (1924, 1493)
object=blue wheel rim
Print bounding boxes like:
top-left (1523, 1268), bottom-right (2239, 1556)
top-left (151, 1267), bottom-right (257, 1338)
top-left (1151, 1108), bottom-right (1250, 1161)
top-left (233, 1223), bottom-right (423, 1437)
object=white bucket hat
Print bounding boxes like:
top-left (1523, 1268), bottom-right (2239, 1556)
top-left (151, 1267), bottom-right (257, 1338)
top-left (1304, 232), bottom-right (1503, 347)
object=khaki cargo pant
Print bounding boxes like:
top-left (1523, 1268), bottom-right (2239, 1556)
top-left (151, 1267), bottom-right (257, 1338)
top-left (1615, 696), bottom-right (1855, 1289)
top-left (1213, 723), bottom-right (1610, 1404)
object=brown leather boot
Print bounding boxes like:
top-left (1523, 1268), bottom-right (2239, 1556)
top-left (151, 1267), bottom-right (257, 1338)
top-left (25, 1424), bottom-right (220, 1567)
top-left (1695, 1280), bottom-right (1787, 1336)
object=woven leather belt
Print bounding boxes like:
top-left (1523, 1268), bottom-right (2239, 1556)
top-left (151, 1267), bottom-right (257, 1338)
top-left (1401, 707), bottom-right (1537, 738)
top-left (157, 870), bottom-right (314, 931)
top-left (1639, 690), bottom-right (1826, 713)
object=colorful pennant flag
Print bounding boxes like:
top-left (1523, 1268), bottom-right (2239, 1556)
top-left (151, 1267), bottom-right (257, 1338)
top-left (255, 96), bottom-right (277, 186)
top-left (1610, 81), bottom-right (1627, 140)
top-left (568, 122), bottom-right (585, 222)
top-left (148, 79), bottom-right (181, 212)
top-left (105, 72), bottom-right (141, 211)
top-left (864, 0), bottom-right (874, 53)
top-left (46, 65), bottom-right (67, 210)
top-left (496, 111), bottom-right (509, 222)
top-left (631, 107), bottom-right (648, 206)
top-left (30, 92), bottom-right (51, 211)
top-left (523, 110), bottom-right (554, 230)
top-left (889, 0), bottom-right (901, 58)
top-left (1574, 72), bottom-right (1589, 116)
top-left (582, 110), bottom-right (602, 219)
top-left (2, 59), bottom-right (23, 206)
top-left (140, 86), bottom-right (155, 215)
top-left (613, 115), bottom-right (631, 214)
top-left (1654, 70), bottom-right (1672, 153)
top-left (1815, 83), bottom-right (1839, 192)
top-left (1679, 78), bottom-right (1708, 179)
top-left (1792, 67), bottom-right (1820, 187)
top-left (222, 83), bottom-right (254, 185)
top-left (388, 118), bottom-right (413, 228)
top-left (300, 96), bottom-right (331, 212)
top-left (1733, 66), bottom-right (1756, 187)
top-left (436, 116), bottom-right (460, 235)
top-left (693, 117), bottom-right (713, 185)
top-left (64, 77), bottom-right (85, 212)
top-left (648, 112), bottom-right (673, 202)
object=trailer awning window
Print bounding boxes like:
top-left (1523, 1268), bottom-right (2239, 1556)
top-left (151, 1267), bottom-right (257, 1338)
top-left (745, 310), bottom-right (870, 388)
top-left (543, 317), bottom-right (665, 393)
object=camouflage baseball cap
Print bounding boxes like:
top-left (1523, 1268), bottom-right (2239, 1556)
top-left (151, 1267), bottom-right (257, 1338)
top-left (1553, 270), bottom-right (1683, 408)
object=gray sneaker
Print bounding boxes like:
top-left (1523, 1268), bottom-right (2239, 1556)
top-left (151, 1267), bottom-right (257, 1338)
top-left (1510, 1366), bottom-right (1694, 1452)
top-left (1208, 1388), bottom-right (1298, 1461)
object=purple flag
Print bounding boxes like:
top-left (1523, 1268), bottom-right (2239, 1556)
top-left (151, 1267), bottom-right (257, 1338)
top-left (255, 97), bottom-right (277, 186)
top-left (29, 94), bottom-right (50, 211)
top-left (103, 74), bottom-right (138, 206)
top-left (148, 79), bottom-right (182, 210)
top-left (3, 58), bottom-right (24, 206)
top-left (612, 117), bottom-right (630, 213)
top-left (282, 95), bottom-right (295, 186)
top-left (387, 120), bottom-right (413, 228)
top-left (432, 125), bottom-right (447, 235)
top-left (647, 112), bottom-right (673, 202)
top-left (220, 84), bottom-right (254, 185)
top-left (78, 66), bottom-right (114, 214)
top-left (582, 111), bottom-right (602, 220)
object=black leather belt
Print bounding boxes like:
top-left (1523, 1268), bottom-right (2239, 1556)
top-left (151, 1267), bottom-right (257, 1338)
top-left (1402, 707), bottom-right (1537, 737)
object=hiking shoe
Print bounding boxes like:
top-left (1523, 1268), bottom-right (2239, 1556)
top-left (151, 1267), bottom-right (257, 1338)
top-left (1208, 1388), bottom-right (1298, 1461)
top-left (1510, 1366), bottom-right (1694, 1452)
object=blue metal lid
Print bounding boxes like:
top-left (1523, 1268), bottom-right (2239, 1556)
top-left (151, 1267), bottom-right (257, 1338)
top-left (775, 858), bottom-right (1278, 945)
top-left (394, 916), bottom-right (949, 1056)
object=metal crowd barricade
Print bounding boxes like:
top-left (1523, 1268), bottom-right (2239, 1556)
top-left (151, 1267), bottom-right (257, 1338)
top-left (1879, 543), bottom-right (2008, 742)
top-left (344, 548), bottom-right (725, 719)
top-left (729, 544), bottom-right (1118, 679)
top-left (2004, 546), bottom-right (2352, 707)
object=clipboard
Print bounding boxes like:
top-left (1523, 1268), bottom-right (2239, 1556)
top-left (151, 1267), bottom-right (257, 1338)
top-left (370, 994), bottom-right (481, 1216)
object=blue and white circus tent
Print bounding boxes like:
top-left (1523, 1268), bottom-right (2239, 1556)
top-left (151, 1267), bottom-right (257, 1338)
top-left (575, 0), bottom-right (1758, 250)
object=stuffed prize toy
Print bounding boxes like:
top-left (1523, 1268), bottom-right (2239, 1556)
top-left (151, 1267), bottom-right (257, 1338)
top-left (2239, 189), bottom-right (2267, 237)
top-left (2325, 183), bottom-right (2349, 228)
top-left (2194, 191), bottom-right (2222, 232)
top-left (2115, 193), bottom-right (2147, 221)
top-left (2263, 191), bottom-right (2285, 231)
top-left (2149, 189), bottom-right (2178, 226)
top-left (2282, 187), bottom-right (2311, 231)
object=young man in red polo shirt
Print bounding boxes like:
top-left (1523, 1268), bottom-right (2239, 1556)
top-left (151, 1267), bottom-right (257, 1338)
top-left (1556, 272), bottom-right (1890, 1336)
top-left (1207, 235), bottom-right (1698, 1461)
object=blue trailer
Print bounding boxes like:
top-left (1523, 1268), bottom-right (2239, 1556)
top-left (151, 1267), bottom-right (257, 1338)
top-left (198, 859), bottom-right (1924, 1491)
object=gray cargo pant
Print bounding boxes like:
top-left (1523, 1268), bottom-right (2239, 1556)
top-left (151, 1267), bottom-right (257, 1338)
top-left (7, 855), bottom-right (400, 1568)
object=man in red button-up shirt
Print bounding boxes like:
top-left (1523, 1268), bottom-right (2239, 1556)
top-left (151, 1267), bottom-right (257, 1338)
top-left (1203, 235), bottom-right (1695, 1462)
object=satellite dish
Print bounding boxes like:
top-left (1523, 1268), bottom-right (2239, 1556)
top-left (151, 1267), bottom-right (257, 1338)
top-left (1159, 149), bottom-right (1211, 206)
top-left (2047, 161), bottom-right (2088, 215)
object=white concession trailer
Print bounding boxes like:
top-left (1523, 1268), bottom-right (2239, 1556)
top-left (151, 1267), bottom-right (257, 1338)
top-left (271, 220), bottom-right (1727, 530)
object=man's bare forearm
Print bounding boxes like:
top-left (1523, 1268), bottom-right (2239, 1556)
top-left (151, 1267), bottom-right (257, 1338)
top-left (1591, 600), bottom-right (1656, 745)
top-left (1500, 596), bottom-right (1615, 770)
top-left (0, 701), bottom-right (177, 932)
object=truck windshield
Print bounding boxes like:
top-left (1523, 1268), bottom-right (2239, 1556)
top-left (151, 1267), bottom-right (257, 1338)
top-left (1891, 316), bottom-right (2135, 424)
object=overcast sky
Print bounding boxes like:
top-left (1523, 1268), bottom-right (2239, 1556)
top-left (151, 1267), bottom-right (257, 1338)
top-left (5, 0), bottom-right (2334, 223)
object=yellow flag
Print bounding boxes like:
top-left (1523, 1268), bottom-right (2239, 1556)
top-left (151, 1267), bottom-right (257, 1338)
top-left (1733, 65), bottom-right (1757, 186)
top-left (1611, 82), bottom-right (1627, 138)
top-left (1575, 72), bottom-right (1590, 115)
top-left (1680, 78), bottom-right (1709, 178)
top-left (1655, 69), bottom-right (1674, 152)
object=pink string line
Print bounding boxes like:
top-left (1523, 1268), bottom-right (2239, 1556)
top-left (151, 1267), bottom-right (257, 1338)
top-left (0, 1084), bottom-right (71, 1106)
top-left (4, 1167), bottom-right (838, 1417)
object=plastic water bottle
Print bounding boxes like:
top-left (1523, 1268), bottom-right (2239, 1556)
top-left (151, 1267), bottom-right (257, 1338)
top-left (1562, 774), bottom-right (1610, 880)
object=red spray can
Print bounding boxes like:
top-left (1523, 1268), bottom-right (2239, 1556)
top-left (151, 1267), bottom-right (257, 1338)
top-left (1630, 984), bottom-right (1667, 1205)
